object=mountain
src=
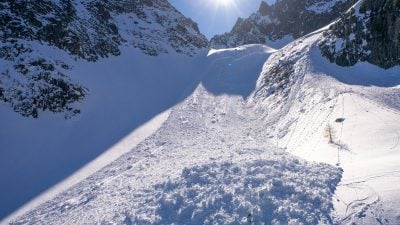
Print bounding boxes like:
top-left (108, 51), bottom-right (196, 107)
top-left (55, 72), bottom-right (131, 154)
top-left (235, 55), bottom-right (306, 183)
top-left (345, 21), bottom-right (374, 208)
top-left (319, 0), bottom-right (400, 69)
top-left (3, 0), bottom-right (400, 224)
top-left (0, 0), bottom-right (209, 220)
top-left (254, 0), bottom-right (400, 109)
top-left (210, 0), bottom-right (355, 49)
top-left (0, 0), bottom-right (208, 118)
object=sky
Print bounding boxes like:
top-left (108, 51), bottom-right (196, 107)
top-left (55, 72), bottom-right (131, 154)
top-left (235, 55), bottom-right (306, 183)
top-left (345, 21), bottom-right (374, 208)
top-left (168, 0), bottom-right (275, 39)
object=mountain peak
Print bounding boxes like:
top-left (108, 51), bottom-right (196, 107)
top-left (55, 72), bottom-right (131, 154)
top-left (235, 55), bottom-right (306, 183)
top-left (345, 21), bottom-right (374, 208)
top-left (258, 1), bottom-right (272, 16)
top-left (210, 0), bottom-right (355, 49)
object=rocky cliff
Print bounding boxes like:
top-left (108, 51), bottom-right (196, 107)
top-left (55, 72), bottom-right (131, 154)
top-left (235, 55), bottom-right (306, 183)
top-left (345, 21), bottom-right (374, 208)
top-left (0, 0), bottom-right (208, 118)
top-left (319, 0), bottom-right (400, 69)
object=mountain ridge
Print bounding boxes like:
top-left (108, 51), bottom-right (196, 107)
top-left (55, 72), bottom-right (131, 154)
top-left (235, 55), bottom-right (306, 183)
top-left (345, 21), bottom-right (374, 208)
top-left (0, 0), bottom-right (208, 118)
top-left (210, 0), bottom-right (355, 49)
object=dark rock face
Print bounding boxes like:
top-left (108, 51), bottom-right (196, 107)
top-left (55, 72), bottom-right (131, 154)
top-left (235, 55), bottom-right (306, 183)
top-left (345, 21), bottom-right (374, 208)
top-left (0, 0), bottom-right (208, 60)
top-left (0, 0), bottom-right (122, 61)
top-left (0, 0), bottom-right (208, 118)
top-left (1, 57), bottom-right (87, 118)
top-left (319, 0), bottom-right (400, 69)
top-left (210, 0), bottom-right (354, 49)
top-left (0, 39), bottom-right (87, 119)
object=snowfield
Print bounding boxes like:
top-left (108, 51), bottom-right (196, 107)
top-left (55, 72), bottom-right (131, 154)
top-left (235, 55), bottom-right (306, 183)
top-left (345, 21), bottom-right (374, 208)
top-left (3, 30), bottom-right (400, 225)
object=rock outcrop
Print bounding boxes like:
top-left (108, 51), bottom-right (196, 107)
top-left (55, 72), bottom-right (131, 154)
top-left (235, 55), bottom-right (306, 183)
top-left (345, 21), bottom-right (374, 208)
top-left (320, 0), bottom-right (400, 69)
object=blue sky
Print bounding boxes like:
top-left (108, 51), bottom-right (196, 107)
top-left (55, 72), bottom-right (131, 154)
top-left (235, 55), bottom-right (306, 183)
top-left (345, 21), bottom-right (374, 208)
top-left (168, 0), bottom-right (275, 39)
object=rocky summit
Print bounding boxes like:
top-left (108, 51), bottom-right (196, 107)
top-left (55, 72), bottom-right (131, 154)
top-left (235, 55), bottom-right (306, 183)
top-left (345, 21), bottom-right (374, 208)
top-left (210, 0), bottom-right (355, 49)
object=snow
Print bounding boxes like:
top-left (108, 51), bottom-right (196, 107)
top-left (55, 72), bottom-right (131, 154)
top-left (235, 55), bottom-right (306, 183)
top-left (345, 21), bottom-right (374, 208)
top-left (310, 48), bottom-right (400, 87)
top-left (267, 35), bottom-right (294, 50)
top-left (285, 89), bottom-right (400, 224)
top-left (5, 45), bottom-right (342, 225)
top-left (2, 13), bottom-right (400, 225)
top-left (252, 30), bottom-right (400, 224)
top-left (0, 45), bottom-right (208, 220)
top-left (135, 158), bottom-right (341, 225)
top-left (1, 109), bottom-right (170, 224)
top-left (208, 44), bottom-right (276, 57)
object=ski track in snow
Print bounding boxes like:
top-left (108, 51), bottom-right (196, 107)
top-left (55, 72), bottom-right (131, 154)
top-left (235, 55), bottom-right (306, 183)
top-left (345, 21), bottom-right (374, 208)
top-left (285, 89), bottom-right (400, 225)
top-left (283, 89), bottom-right (400, 225)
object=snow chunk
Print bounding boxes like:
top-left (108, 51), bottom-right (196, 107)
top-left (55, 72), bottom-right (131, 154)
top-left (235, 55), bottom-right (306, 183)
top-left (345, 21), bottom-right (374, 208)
top-left (134, 158), bottom-right (342, 225)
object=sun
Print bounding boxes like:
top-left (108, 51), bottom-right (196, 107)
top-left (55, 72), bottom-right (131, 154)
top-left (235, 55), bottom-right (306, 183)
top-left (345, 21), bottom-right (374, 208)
top-left (216, 0), bottom-right (233, 7)
top-left (201, 0), bottom-right (242, 20)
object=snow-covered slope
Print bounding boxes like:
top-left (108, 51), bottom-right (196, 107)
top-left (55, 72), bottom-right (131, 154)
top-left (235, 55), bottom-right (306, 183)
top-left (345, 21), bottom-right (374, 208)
top-left (251, 23), bottom-right (400, 224)
top-left (7, 45), bottom-right (344, 225)
top-left (210, 0), bottom-right (354, 49)
top-left (0, 0), bottom-right (209, 220)
top-left (0, 46), bottom-right (208, 221)
top-left (0, 0), bottom-right (208, 118)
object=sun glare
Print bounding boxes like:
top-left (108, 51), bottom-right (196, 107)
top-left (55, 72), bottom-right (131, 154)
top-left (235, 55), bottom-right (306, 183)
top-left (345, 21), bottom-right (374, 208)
top-left (216, 0), bottom-right (233, 7)
top-left (214, 0), bottom-right (233, 7)
top-left (199, 0), bottom-right (242, 28)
